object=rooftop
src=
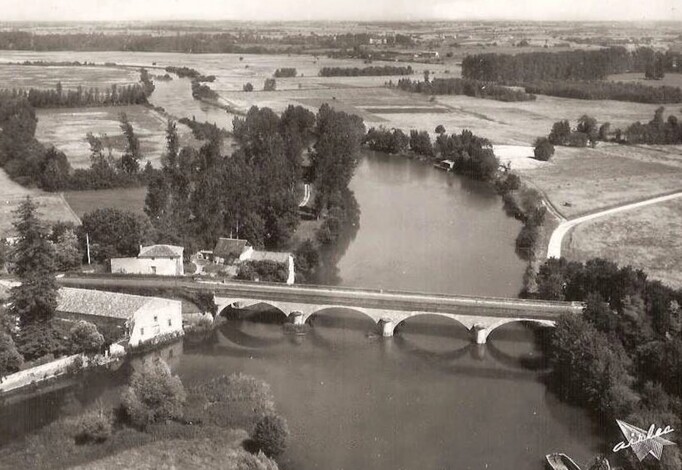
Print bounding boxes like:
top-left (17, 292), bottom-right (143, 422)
top-left (214, 238), bottom-right (249, 259)
top-left (138, 244), bottom-right (183, 259)
top-left (57, 287), bottom-right (155, 320)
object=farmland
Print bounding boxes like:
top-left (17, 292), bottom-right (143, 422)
top-left (35, 105), bottom-right (199, 168)
top-left (0, 169), bottom-right (81, 238)
top-left (564, 198), bottom-right (682, 289)
top-left (63, 187), bottom-right (147, 217)
top-left (0, 64), bottom-right (139, 89)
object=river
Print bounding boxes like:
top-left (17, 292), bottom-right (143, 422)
top-left (0, 51), bottom-right (602, 469)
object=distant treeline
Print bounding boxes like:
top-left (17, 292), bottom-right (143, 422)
top-left (461, 47), bottom-right (668, 82)
top-left (0, 83), bottom-right (148, 108)
top-left (274, 68), bottom-right (297, 78)
top-left (393, 77), bottom-right (536, 102)
top-left (524, 80), bottom-right (682, 104)
top-left (165, 66), bottom-right (201, 79)
top-left (0, 31), bottom-right (414, 54)
top-left (319, 65), bottom-right (413, 77)
top-left (12, 60), bottom-right (116, 66)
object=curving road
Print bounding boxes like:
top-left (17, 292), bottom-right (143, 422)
top-left (547, 191), bottom-right (682, 259)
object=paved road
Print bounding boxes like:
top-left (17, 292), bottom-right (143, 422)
top-left (547, 191), bottom-right (682, 259)
top-left (58, 275), bottom-right (583, 320)
top-left (298, 183), bottom-right (311, 207)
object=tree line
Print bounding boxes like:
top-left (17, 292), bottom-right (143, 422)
top-left (274, 68), bottom-right (297, 78)
top-left (524, 80), bottom-right (682, 104)
top-left (625, 107), bottom-right (682, 144)
top-left (0, 82), bottom-right (149, 108)
top-left (532, 257), bottom-right (682, 470)
top-left (392, 77), bottom-right (536, 102)
top-left (319, 65), bottom-right (413, 77)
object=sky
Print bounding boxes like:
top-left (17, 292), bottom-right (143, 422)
top-left (0, 0), bottom-right (680, 22)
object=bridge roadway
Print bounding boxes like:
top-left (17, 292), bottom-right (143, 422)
top-left (58, 274), bottom-right (584, 344)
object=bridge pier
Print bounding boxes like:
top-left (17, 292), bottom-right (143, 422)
top-left (379, 318), bottom-right (395, 337)
top-left (290, 311), bottom-right (306, 326)
top-left (472, 324), bottom-right (491, 345)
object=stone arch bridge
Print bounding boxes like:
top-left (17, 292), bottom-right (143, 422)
top-left (214, 281), bottom-right (583, 344)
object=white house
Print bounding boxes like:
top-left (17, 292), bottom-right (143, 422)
top-left (56, 287), bottom-right (183, 348)
top-left (111, 244), bottom-right (184, 276)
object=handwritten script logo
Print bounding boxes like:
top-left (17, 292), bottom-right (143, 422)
top-left (613, 419), bottom-right (676, 461)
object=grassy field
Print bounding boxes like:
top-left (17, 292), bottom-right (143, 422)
top-left (63, 187), bottom-right (147, 217)
top-left (516, 143), bottom-right (682, 218)
top-left (35, 105), bottom-right (198, 169)
top-left (0, 170), bottom-right (81, 238)
top-left (0, 64), bottom-right (139, 90)
top-left (564, 198), bottom-right (682, 289)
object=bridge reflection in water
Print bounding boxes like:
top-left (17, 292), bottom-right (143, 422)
top-left (191, 305), bottom-right (555, 383)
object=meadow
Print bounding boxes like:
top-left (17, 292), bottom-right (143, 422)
top-left (0, 170), bottom-right (81, 238)
top-left (564, 198), bottom-right (682, 289)
top-left (0, 64), bottom-right (139, 90)
top-left (63, 187), bottom-right (147, 217)
top-left (35, 105), bottom-right (198, 169)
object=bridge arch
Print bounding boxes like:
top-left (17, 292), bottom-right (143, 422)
top-left (216, 298), bottom-right (289, 319)
top-left (304, 305), bottom-right (382, 326)
top-left (395, 312), bottom-right (480, 334)
top-left (480, 318), bottom-right (556, 344)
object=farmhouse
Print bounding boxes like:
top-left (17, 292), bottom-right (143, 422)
top-left (56, 287), bottom-right (183, 348)
top-left (111, 244), bottom-right (184, 276)
top-left (200, 237), bottom-right (295, 284)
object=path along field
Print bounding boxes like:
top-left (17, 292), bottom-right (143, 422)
top-left (564, 197), bottom-right (682, 289)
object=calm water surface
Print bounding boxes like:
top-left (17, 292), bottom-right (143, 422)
top-left (0, 51), bottom-right (602, 469)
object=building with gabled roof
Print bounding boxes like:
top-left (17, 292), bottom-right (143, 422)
top-left (213, 238), bottom-right (253, 264)
top-left (56, 287), bottom-right (183, 348)
top-left (111, 244), bottom-right (184, 276)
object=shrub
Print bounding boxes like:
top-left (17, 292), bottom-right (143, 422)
top-left (243, 82), bottom-right (254, 92)
top-left (533, 137), bottom-right (555, 161)
top-left (121, 358), bottom-right (186, 428)
top-left (263, 78), bottom-right (276, 91)
top-left (14, 321), bottom-right (70, 361)
top-left (0, 331), bottom-right (23, 378)
top-left (75, 409), bottom-right (112, 444)
top-left (251, 414), bottom-right (289, 458)
top-left (69, 321), bottom-right (104, 355)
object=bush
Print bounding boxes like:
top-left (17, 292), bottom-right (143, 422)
top-left (14, 321), bottom-right (70, 362)
top-left (0, 331), bottom-right (23, 378)
top-left (75, 409), bottom-right (112, 444)
top-left (533, 137), bottom-right (555, 161)
top-left (251, 414), bottom-right (289, 458)
top-left (121, 358), bottom-right (186, 429)
top-left (243, 82), bottom-right (254, 92)
top-left (69, 321), bottom-right (104, 355)
top-left (263, 78), bottom-right (276, 91)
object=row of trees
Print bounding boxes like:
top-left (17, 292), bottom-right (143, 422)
top-left (273, 68), bottom-right (297, 78)
top-left (393, 77), bottom-right (536, 102)
top-left (534, 257), bottom-right (682, 470)
top-left (319, 65), bottom-right (413, 77)
top-left (0, 82), bottom-right (149, 108)
top-left (524, 80), bottom-right (682, 104)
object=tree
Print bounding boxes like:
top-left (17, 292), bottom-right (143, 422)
top-left (119, 113), bottom-right (141, 174)
top-left (548, 120), bottom-right (571, 145)
top-left (263, 78), bottom-right (276, 91)
top-left (9, 197), bottom-right (59, 326)
top-left (577, 115), bottom-right (599, 146)
top-left (598, 122), bottom-right (611, 141)
top-left (435, 124), bottom-right (446, 135)
top-left (0, 332), bottom-right (23, 380)
top-left (243, 82), bottom-right (254, 92)
top-left (51, 225), bottom-right (82, 271)
top-left (69, 321), bottom-right (104, 355)
top-left (252, 414), bottom-right (290, 458)
top-left (533, 137), bottom-right (555, 161)
top-left (14, 321), bottom-right (70, 361)
top-left (79, 208), bottom-right (153, 262)
top-left (121, 358), bottom-right (186, 428)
